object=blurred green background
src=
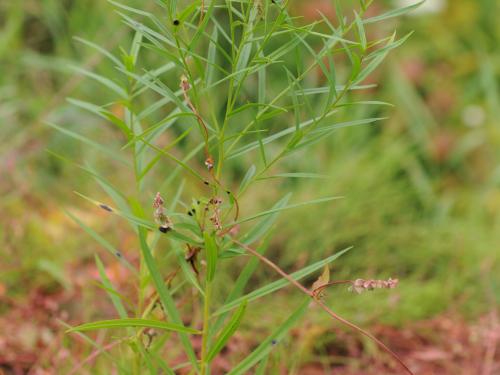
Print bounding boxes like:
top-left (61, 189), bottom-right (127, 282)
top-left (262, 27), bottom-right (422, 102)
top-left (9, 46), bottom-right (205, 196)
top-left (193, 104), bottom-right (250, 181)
top-left (1, 0), bottom-right (499, 373)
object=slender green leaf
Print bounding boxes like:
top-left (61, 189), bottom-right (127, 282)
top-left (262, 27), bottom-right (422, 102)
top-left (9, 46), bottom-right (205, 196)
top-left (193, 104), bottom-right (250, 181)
top-left (207, 300), bottom-right (247, 362)
top-left (73, 36), bottom-right (123, 68)
top-left (206, 27), bottom-right (218, 86)
top-left (204, 232), bottom-right (218, 282)
top-left (239, 164), bottom-right (256, 195)
top-left (213, 246), bottom-right (352, 316)
top-left (240, 194), bottom-right (291, 245)
top-left (172, 241), bottom-right (205, 296)
top-left (67, 98), bottom-right (131, 137)
top-left (233, 196), bottom-right (343, 226)
top-left (363, 1), bottom-right (424, 24)
top-left (67, 318), bottom-right (201, 334)
top-left (47, 122), bottom-right (130, 166)
top-left (65, 210), bottom-right (136, 273)
top-left (70, 66), bottom-right (127, 98)
top-left (258, 172), bottom-right (328, 180)
top-left (227, 298), bottom-right (309, 375)
top-left (137, 226), bottom-right (199, 369)
top-left (95, 255), bottom-right (128, 319)
top-left (354, 11), bottom-right (366, 51)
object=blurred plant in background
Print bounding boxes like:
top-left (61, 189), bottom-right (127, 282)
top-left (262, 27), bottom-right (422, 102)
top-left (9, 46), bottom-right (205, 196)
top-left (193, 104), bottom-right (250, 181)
top-left (0, 0), bottom-right (499, 374)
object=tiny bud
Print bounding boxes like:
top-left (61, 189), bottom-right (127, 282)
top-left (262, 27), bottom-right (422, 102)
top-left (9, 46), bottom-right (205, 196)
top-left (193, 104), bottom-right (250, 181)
top-left (159, 226), bottom-right (171, 233)
top-left (173, 19), bottom-right (180, 26)
top-left (228, 224), bottom-right (240, 237)
top-left (204, 156), bottom-right (214, 170)
top-left (153, 192), bottom-right (165, 209)
top-left (180, 74), bottom-right (190, 91)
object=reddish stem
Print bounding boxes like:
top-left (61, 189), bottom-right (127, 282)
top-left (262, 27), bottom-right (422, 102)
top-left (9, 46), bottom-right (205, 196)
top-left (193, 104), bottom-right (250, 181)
top-left (231, 239), bottom-right (414, 375)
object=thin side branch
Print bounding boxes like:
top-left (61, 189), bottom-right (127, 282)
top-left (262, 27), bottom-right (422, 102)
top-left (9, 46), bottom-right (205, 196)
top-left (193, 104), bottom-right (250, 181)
top-left (180, 75), bottom-right (241, 223)
top-left (231, 239), bottom-right (414, 375)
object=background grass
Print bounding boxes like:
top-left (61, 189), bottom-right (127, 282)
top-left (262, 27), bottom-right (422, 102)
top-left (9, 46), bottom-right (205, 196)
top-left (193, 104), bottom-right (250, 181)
top-left (1, 0), bottom-right (499, 373)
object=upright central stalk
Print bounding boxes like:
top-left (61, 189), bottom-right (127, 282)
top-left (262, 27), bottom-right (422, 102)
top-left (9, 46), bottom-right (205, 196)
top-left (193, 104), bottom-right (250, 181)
top-left (200, 280), bottom-right (212, 375)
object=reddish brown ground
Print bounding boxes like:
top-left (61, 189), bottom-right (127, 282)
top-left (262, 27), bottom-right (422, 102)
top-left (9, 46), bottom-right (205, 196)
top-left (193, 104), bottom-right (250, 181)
top-left (0, 283), bottom-right (498, 375)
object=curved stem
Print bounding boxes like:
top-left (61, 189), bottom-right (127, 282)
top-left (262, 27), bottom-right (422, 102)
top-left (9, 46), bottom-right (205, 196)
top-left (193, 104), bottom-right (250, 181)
top-left (230, 239), bottom-right (414, 375)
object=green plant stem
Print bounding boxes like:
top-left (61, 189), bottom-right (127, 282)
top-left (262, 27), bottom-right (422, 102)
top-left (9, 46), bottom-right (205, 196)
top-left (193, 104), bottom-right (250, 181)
top-left (200, 281), bottom-right (213, 375)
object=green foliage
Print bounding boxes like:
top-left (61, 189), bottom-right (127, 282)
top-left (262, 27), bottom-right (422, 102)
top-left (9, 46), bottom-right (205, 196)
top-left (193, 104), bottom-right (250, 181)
top-left (8, 0), bottom-right (499, 373)
top-left (42, 0), bottom-right (419, 373)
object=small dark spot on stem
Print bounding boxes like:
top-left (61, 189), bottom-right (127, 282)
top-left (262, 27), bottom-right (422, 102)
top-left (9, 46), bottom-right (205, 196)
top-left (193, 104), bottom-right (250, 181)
top-left (203, 180), bottom-right (209, 185)
top-left (271, 339), bottom-right (277, 345)
top-left (99, 204), bottom-right (113, 212)
top-left (187, 211), bottom-right (193, 216)
top-left (226, 190), bottom-right (231, 195)
top-left (115, 251), bottom-right (122, 258)
top-left (159, 226), bottom-right (171, 233)
top-left (173, 19), bottom-right (180, 26)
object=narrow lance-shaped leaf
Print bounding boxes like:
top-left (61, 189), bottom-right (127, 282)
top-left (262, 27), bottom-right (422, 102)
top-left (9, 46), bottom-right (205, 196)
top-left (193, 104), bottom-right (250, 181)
top-left (207, 300), bottom-right (247, 362)
top-left (354, 11), bottom-right (367, 51)
top-left (227, 298), bottom-right (309, 375)
top-left (74, 191), bottom-right (202, 245)
top-left (238, 164), bottom-right (256, 195)
top-left (204, 232), bottom-right (218, 282)
top-left (172, 241), bottom-right (205, 296)
top-left (70, 65), bottom-right (127, 98)
top-left (354, 32), bottom-right (414, 85)
top-left (64, 209), bottom-right (136, 273)
top-left (66, 318), bottom-right (201, 334)
top-left (95, 255), bottom-right (129, 319)
top-left (240, 193), bottom-right (291, 245)
top-left (73, 36), bottom-right (124, 68)
top-left (258, 172), bottom-right (328, 180)
top-left (256, 48), bottom-right (267, 166)
top-left (363, 1), bottom-right (425, 24)
top-left (232, 196), bottom-right (343, 226)
top-left (66, 98), bottom-right (131, 137)
top-left (47, 122), bottom-right (130, 166)
top-left (60, 321), bottom-right (127, 372)
top-left (205, 27), bottom-right (218, 86)
top-left (137, 226), bottom-right (199, 369)
top-left (233, 3), bottom-right (258, 86)
top-left (213, 246), bottom-right (352, 316)
top-left (255, 354), bottom-right (270, 375)
top-left (210, 195), bottom-right (291, 337)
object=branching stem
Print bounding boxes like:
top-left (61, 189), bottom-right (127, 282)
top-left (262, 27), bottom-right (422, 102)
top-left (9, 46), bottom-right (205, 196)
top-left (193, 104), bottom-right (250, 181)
top-left (231, 239), bottom-right (414, 375)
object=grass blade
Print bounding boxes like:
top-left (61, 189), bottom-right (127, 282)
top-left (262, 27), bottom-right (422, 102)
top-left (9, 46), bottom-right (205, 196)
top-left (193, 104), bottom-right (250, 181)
top-left (204, 232), bottom-right (218, 282)
top-left (95, 255), bottom-right (129, 319)
top-left (137, 226), bottom-right (199, 369)
top-left (233, 196), bottom-right (343, 226)
top-left (363, 1), bottom-right (424, 24)
top-left (47, 122), bottom-right (130, 166)
top-left (207, 300), bottom-right (247, 362)
top-left (213, 246), bottom-right (352, 316)
top-left (65, 209), bottom-right (136, 273)
top-left (67, 318), bottom-right (201, 334)
top-left (227, 298), bottom-right (309, 375)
